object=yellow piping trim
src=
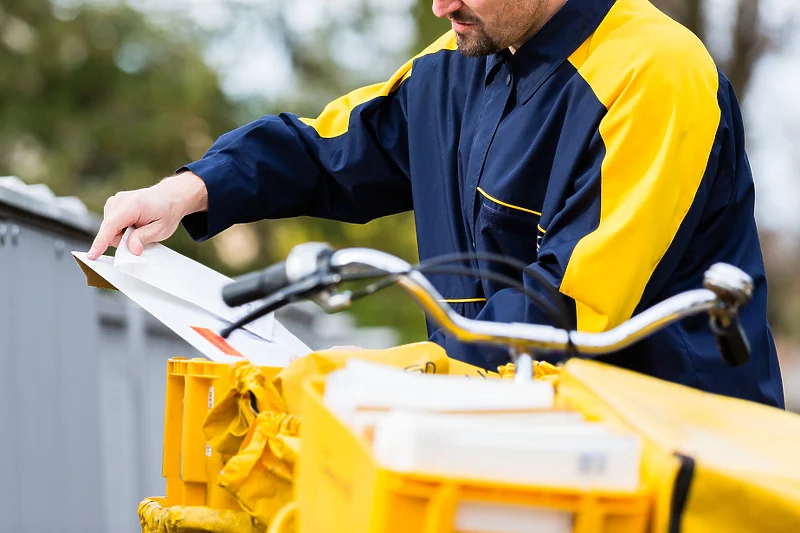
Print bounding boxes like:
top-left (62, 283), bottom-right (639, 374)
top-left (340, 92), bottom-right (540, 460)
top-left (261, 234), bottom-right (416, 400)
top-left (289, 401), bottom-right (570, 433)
top-left (440, 298), bottom-right (487, 304)
top-left (477, 187), bottom-right (542, 216)
top-left (300, 32), bottom-right (457, 139)
top-left (537, 225), bottom-right (546, 234)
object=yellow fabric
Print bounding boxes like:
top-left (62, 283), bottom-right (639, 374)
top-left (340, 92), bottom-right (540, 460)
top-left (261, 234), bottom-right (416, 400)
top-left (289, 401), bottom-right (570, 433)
top-left (204, 362), bottom-right (287, 456)
top-left (217, 411), bottom-right (301, 528)
top-left (497, 361), bottom-right (562, 381)
top-left (447, 357), bottom-right (501, 378)
top-left (561, 0), bottom-right (721, 332)
top-left (201, 344), bottom-right (499, 528)
top-left (138, 497), bottom-right (262, 533)
top-left (202, 362), bottom-right (298, 528)
top-left (299, 32), bottom-right (456, 138)
top-left (274, 342), bottom-right (454, 415)
top-left (266, 501), bottom-right (297, 533)
top-left (557, 359), bottom-right (800, 533)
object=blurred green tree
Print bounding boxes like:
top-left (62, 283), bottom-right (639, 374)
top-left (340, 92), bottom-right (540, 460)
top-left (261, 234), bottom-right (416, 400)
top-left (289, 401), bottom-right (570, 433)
top-left (0, 0), bottom-right (434, 342)
top-left (0, 0), bottom-right (240, 271)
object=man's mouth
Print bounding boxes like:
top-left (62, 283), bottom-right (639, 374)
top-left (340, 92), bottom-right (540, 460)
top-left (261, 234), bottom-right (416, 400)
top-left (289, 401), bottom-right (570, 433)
top-left (449, 12), bottom-right (480, 32)
top-left (450, 19), bottom-right (475, 32)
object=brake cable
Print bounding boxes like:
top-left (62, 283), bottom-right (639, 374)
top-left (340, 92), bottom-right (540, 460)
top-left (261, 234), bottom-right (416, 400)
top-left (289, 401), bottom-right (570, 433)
top-left (221, 252), bottom-right (575, 349)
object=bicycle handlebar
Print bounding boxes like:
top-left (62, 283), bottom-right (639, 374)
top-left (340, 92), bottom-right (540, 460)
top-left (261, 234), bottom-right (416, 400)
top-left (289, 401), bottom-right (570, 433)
top-left (222, 261), bottom-right (289, 307)
top-left (223, 243), bottom-right (753, 367)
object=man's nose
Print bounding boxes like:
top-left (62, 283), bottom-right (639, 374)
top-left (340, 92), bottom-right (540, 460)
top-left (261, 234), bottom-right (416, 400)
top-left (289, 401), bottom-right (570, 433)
top-left (432, 0), bottom-right (463, 18)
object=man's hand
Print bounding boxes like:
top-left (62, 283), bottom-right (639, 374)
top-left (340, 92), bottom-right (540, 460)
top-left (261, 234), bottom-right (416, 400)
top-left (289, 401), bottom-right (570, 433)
top-left (88, 171), bottom-right (208, 259)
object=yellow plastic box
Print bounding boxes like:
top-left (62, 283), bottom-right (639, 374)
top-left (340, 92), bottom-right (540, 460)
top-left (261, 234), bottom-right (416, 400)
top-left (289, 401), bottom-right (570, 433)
top-left (161, 357), bottom-right (281, 509)
top-left (296, 379), bottom-right (651, 533)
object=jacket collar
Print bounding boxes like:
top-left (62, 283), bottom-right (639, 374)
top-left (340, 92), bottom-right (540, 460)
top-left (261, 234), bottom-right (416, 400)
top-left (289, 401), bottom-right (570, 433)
top-left (485, 0), bottom-right (615, 103)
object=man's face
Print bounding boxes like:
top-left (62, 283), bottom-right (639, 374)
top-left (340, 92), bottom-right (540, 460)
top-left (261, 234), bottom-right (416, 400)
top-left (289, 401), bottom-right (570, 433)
top-left (432, 0), bottom-right (548, 57)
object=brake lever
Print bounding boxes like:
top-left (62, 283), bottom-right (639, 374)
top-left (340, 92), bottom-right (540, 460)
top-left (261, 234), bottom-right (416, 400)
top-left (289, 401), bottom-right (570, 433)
top-left (702, 263), bottom-right (754, 367)
top-left (709, 312), bottom-right (751, 367)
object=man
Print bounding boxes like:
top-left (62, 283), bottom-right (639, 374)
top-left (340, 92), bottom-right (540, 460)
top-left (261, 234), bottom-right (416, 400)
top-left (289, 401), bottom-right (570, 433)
top-left (90, 0), bottom-right (785, 407)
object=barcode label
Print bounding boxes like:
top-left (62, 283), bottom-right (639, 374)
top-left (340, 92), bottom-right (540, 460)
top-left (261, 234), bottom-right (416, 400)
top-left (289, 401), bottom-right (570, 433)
top-left (578, 452), bottom-right (607, 475)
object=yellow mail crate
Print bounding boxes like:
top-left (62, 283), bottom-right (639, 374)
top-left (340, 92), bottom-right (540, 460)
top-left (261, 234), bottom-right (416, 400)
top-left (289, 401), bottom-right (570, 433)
top-left (296, 379), bottom-right (651, 533)
top-left (161, 357), bottom-right (282, 509)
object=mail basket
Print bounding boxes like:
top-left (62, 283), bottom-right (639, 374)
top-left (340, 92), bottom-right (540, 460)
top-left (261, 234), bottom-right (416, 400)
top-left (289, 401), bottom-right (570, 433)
top-left (296, 379), bottom-right (651, 533)
top-left (161, 357), bottom-right (283, 509)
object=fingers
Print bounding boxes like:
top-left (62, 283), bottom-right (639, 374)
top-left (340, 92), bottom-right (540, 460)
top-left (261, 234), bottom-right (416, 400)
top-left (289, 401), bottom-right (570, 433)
top-left (89, 219), bottom-right (125, 260)
top-left (127, 224), bottom-right (162, 256)
top-left (90, 184), bottom-right (181, 259)
top-left (89, 193), bottom-right (135, 259)
top-left (110, 230), bottom-right (124, 249)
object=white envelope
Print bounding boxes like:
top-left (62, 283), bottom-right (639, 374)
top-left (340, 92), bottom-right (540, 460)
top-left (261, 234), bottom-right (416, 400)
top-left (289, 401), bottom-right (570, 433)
top-left (73, 228), bottom-right (310, 366)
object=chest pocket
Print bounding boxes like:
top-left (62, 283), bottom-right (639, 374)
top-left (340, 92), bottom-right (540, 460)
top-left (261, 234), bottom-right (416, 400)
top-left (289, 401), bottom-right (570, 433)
top-left (475, 186), bottom-right (544, 279)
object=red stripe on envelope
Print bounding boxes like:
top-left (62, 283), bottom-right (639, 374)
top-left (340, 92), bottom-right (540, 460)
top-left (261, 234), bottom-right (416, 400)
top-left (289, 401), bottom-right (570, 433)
top-left (190, 326), bottom-right (244, 358)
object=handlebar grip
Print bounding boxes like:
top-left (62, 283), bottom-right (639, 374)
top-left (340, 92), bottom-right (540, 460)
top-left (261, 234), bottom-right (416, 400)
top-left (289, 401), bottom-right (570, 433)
top-left (222, 261), bottom-right (290, 307)
top-left (710, 314), bottom-right (751, 367)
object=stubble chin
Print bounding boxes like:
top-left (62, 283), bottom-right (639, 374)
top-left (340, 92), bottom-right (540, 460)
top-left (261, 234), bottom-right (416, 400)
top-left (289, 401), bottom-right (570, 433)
top-left (455, 31), bottom-right (502, 58)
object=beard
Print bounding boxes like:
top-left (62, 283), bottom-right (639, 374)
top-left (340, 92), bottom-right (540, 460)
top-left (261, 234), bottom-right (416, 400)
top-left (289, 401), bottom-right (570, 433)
top-left (449, 2), bottom-right (548, 58)
top-left (454, 28), bottom-right (505, 57)
top-left (449, 10), bottom-right (505, 57)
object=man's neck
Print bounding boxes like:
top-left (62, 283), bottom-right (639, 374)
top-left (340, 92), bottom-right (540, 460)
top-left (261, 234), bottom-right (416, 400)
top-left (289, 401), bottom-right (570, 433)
top-left (509, 0), bottom-right (570, 54)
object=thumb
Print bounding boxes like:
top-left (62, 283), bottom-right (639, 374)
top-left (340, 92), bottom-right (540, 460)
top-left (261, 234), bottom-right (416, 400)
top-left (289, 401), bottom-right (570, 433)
top-left (128, 224), bottom-right (161, 256)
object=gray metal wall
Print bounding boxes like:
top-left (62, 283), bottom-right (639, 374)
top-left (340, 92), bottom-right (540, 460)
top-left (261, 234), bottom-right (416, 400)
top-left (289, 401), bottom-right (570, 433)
top-left (0, 215), bottom-right (188, 533)
top-left (0, 180), bottom-right (397, 533)
top-left (1, 218), bottom-right (107, 533)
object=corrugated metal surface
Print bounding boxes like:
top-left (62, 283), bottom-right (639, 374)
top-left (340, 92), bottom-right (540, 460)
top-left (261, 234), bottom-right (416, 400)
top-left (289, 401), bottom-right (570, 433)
top-left (0, 177), bottom-right (397, 533)
top-left (0, 218), bottom-right (108, 533)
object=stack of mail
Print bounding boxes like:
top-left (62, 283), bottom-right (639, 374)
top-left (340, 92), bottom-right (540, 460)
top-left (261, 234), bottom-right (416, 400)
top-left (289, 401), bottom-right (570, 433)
top-left (325, 358), bottom-right (556, 423)
top-left (74, 228), bottom-right (310, 367)
top-left (325, 360), bottom-right (642, 493)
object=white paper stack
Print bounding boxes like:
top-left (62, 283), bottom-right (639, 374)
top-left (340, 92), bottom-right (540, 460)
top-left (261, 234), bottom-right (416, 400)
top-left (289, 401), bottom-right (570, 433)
top-left (454, 501), bottom-right (574, 533)
top-left (372, 411), bottom-right (641, 492)
top-left (324, 359), bottom-right (642, 495)
top-left (350, 409), bottom-right (587, 437)
top-left (324, 359), bottom-right (556, 424)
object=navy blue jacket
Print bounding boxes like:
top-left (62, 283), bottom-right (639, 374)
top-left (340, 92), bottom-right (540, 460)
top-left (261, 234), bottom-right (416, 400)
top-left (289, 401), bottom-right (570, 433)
top-left (182, 0), bottom-right (784, 407)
